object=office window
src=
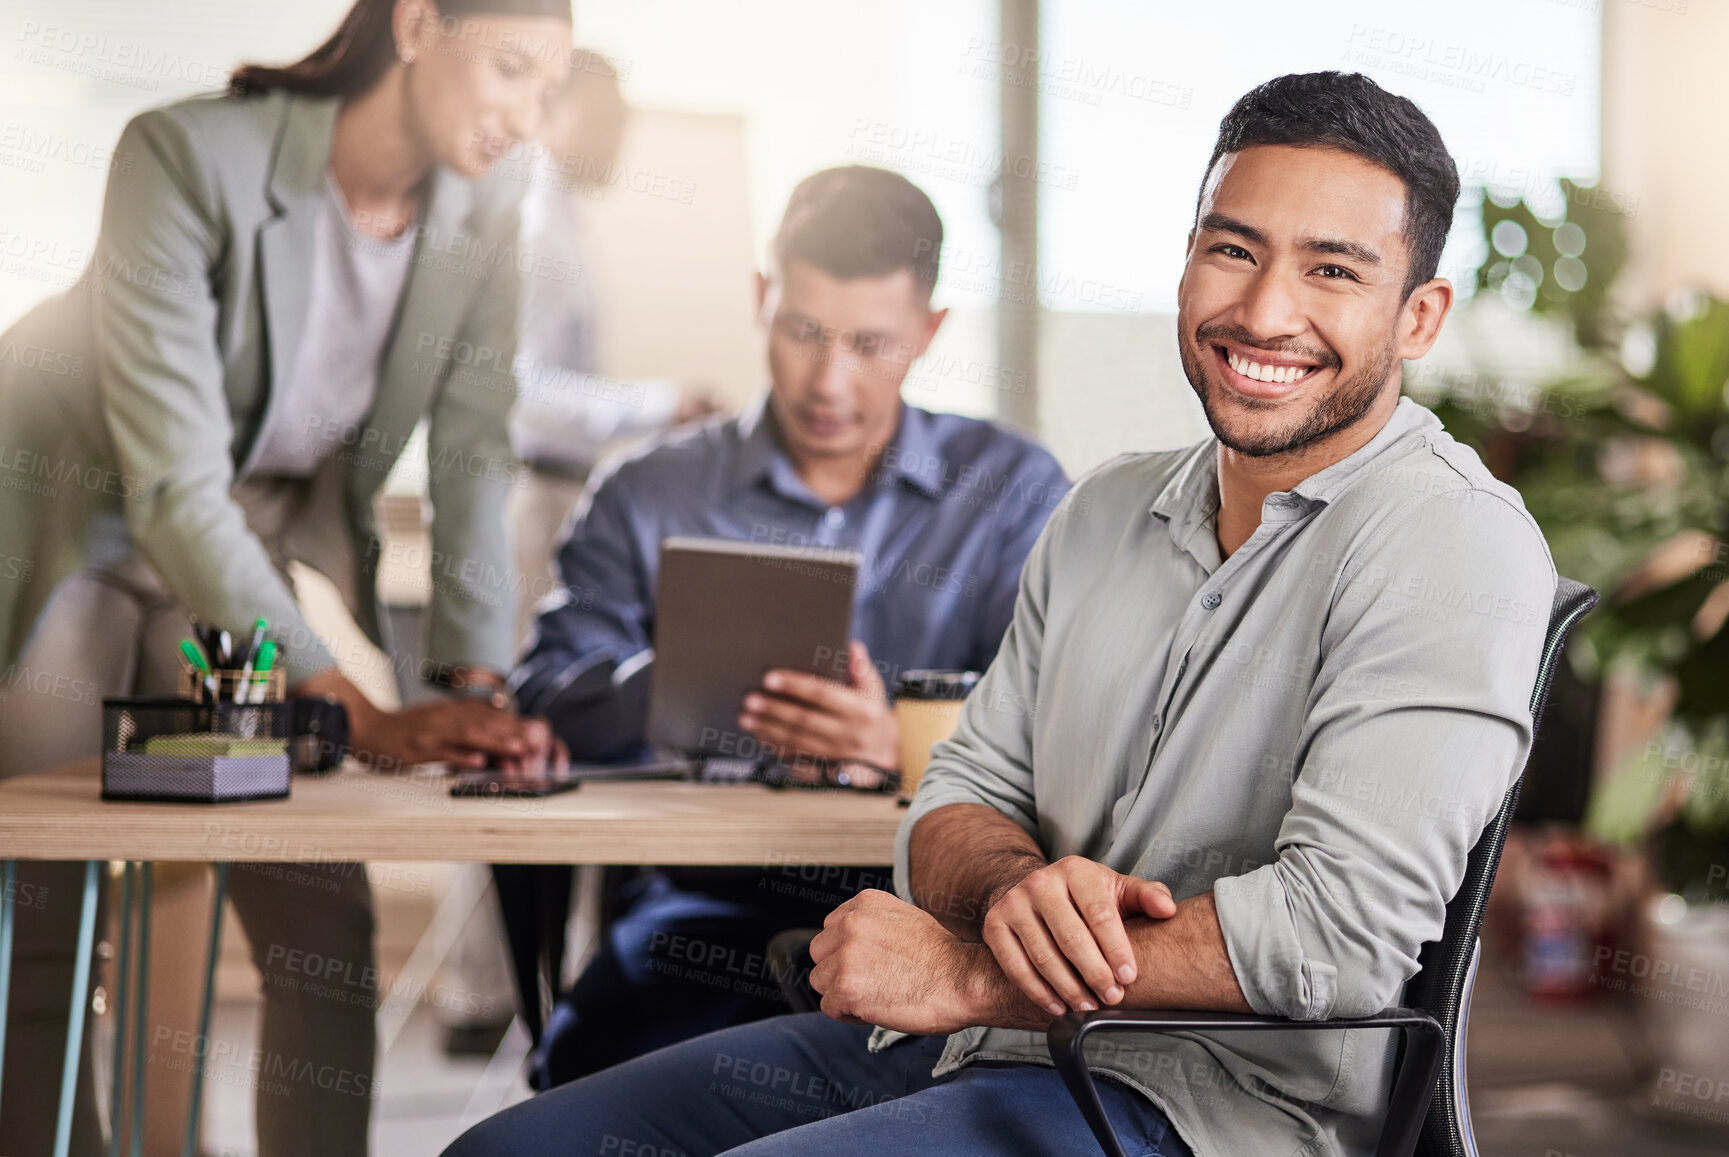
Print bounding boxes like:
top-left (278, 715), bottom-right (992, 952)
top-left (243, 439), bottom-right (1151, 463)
top-left (1040, 0), bottom-right (1603, 313)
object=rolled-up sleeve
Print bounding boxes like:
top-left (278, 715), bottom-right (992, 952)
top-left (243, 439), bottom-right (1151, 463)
top-left (1213, 490), bottom-right (1555, 1020)
top-left (893, 494), bottom-right (1065, 900)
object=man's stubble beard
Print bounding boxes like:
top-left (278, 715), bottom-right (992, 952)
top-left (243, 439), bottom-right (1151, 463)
top-left (1177, 325), bottom-right (1400, 459)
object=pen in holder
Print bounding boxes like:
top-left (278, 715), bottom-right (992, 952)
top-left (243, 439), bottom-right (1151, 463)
top-left (98, 624), bottom-right (294, 803)
top-left (178, 631), bottom-right (282, 734)
top-left (178, 665), bottom-right (286, 705)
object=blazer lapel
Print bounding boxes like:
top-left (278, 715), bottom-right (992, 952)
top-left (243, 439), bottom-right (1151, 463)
top-left (243, 94), bottom-right (340, 477)
top-left (346, 167), bottom-right (484, 504)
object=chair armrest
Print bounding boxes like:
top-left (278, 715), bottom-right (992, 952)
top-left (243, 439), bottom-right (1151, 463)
top-left (1046, 1006), bottom-right (1444, 1157)
top-left (766, 928), bottom-right (822, 1015)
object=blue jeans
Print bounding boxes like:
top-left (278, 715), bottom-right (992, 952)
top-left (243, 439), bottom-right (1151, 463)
top-left (443, 1012), bottom-right (1192, 1157)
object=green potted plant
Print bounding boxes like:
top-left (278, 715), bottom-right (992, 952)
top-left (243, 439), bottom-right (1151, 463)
top-left (1414, 179), bottom-right (1729, 1123)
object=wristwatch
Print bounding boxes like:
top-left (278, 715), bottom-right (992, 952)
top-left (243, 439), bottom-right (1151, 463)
top-left (289, 695), bottom-right (350, 774)
top-left (436, 668), bottom-right (516, 711)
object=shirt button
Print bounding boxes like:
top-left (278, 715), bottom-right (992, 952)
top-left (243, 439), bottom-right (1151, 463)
top-left (1151, 713), bottom-right (1163, 734)
top-left (1177, 655), bottom-right (1188, 677)
top-left (1201, 592), bottom-right (1222, 610)
top-left (823, 508), bottom-right (846, 529)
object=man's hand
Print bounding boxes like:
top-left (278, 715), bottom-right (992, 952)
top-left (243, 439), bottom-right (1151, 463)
top-left (982, 856), bottom-right (1176, 1015)
top-left (808, 890), bottom-right (998, 1036)
top-left (738, 640), bottom-right (898, 774)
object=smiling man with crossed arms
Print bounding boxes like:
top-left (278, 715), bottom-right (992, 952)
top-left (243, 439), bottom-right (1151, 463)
top-left (445, 71), bottom-right (1555, 1157)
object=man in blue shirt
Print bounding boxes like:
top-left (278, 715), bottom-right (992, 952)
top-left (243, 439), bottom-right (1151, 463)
top-left (507, 165), bottom-right (1070, 1083)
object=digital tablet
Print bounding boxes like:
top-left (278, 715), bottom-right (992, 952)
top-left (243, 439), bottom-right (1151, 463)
top-left (646, 537), bottom-right (859, 754)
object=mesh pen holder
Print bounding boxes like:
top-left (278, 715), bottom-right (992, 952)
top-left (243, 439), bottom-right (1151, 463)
top-left (178, 666), bottom-right (285, 709)
top-left (101, 694), bottom-right (294, 803)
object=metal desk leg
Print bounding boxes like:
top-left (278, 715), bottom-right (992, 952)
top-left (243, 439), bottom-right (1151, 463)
top-left (130, 864), bottom-right (151, 1157)
top-left (108, 863), bottom-right (136, 1157)
top-left (0, 859), bottom-right (16, 1117)
top-left (180, 864), bottom-right (227, 1157)
top-left (54, 861), bottom-right (100, 1157)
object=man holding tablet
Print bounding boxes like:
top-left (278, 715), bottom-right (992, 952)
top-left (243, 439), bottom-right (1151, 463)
top-left (505, 165), bottom-right (1070, 1082)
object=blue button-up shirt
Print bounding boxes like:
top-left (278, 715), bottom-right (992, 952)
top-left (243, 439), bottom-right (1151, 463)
top-left (512, 397), bottom-right (1071, 752)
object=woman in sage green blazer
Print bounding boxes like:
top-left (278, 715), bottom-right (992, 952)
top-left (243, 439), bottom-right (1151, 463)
top-left (0, 1), bottom-right (572, 1153)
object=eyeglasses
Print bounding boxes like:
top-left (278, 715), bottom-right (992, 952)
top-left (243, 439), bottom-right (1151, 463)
top-left (756, 757), bottom-right (901, 794)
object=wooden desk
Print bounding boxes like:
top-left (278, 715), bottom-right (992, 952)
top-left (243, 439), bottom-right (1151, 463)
top-left (0, 759), bottom-right (905, 865)
top-left (0, 760), bottom-right (904, 1155)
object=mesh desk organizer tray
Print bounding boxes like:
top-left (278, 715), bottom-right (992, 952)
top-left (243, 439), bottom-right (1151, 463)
top-left (102, 666), bottom-right (292, 802)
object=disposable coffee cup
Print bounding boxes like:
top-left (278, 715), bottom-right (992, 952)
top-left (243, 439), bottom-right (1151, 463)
top-left (894, 670), bottom-right (979, 801)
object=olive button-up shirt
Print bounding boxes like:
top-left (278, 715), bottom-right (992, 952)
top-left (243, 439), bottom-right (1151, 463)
top-left (883, 399), bottom-right (1556, 1157)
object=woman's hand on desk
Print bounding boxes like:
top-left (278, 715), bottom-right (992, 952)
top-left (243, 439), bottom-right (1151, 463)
top-left (738, 640), bottom-right (898, 774)
top-left (359, 701), bottom-right (562, 770)
top-left (296, 669), bottom-right (564, 771)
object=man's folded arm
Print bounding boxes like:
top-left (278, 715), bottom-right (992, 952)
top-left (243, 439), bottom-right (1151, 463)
top-left (893, 473), bottom-right (1246, 1018)
top-left (907, 804), bottom-right (1045, 940)
top-left (1213, 492), bottom-right (1555, 1021)
top-left (898, 498), bottom-right (1065, 933)
top-left (916, 493), bottom-right (1555, 1030)
top-left (958, 893), bottom-right (1251, 1028)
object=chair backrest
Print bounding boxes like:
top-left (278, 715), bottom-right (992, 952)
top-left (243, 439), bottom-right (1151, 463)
top-left (1403, 577), bottom-right (1597, 1157)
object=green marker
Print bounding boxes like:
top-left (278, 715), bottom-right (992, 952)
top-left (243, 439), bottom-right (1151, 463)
top-left (244, 639), bottom-right (278, 704)
top-left (237, 622), bottom-right (270, 704)
top-left (179, 638), bottom-right (217, 702)
top-left (242, 617), bottom-right (268, 666)
top-left (179, 638), bottom-right (208, 672)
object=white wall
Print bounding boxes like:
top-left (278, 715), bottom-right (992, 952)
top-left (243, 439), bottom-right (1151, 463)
top-left (0, 0), bottom-right (352, 327)
top-left (574, 107), bottom-right (761, 405)
top-left (1601, 0), bottom-right (1729, 306)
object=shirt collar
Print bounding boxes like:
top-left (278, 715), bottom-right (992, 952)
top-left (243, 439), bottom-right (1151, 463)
top-left (1148, 442), bottom-right (1222, 569)
top-left (1149, 441), bottom-right (1218, 526)
top-left (1148, 396), bottom-right (1440, 546)
top-left (728, 394), bottom-right (780, 495)
top-left (728, 396), bottom-right (946, 503)
top-left (873, 404), bottom-right (947, 499)
top-left (1287, 397), bottom-right (1438, 505)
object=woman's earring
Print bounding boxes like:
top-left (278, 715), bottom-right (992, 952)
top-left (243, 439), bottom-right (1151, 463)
top-left (400, 47), bottom-right (417, 64)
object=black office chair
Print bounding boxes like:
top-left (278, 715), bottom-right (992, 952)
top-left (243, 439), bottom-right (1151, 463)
top-left (1048, 576), bottom-right (1597, 1157)
top-left (770, 578), bottom-right (1598, 1157)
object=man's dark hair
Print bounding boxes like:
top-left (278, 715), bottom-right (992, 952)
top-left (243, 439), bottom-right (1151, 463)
top-left (1199, 72), bottom-right (1460, 296)
top-left (773, 166), bottom-right (943, 300)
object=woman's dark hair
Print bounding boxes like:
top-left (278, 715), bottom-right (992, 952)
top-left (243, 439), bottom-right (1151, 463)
top-left (1200, 72), bottom-right (1460, 297)
top-left (230, 0), bottom-right (572, 99)
top-left (230, 0), bottom-right (399, 97)
top-left (773, 166), bottom-right (944, 300)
